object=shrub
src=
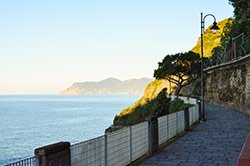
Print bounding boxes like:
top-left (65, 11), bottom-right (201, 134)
top-left (169, 98), bottom-right (193, 113)
top-left (114, 88), bottom-right (171, 126)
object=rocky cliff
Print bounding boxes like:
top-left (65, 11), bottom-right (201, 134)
top-left (60, 78), bottom-right (153, 95)
top-left (112, 19), bottom-right (232, 126)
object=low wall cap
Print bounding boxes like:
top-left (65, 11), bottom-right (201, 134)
top-left (35, 142), bottom-right (70, 156)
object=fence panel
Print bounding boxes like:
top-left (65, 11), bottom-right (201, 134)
top-left (5, 157), bottom-right (38, 166)
top-left (177, 111), bottom-right (185, 134)
top-left (193, 106), bottom-right (196, 124)
top-left (71, 136), bottom-right (105, 166)
top-left (158, 115), bottom-right (168, 145)
top-left (168, 113), bottom-right (177, 139)
top-left (131, 122), bottom-right (148, 161)
top-left (192, 105), bottom-right (198, 123)
top-left (194, 105), bottom-right (199, 122)
top-left (189, 106), bottom-right (198, 126)
top-left (106, 128), bottom-right (130, 166)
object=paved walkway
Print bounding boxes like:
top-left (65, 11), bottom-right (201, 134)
top-left (141, 103), bottom-right (250, 166)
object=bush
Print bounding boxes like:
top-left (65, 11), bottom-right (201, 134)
top-left (169, 98), bottom-right (193, 113)
top-left (114, 90), bottom-right (193, 126)
top-left (114, 88), bottom-right (171, 126)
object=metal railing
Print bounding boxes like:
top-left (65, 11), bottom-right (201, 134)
top-left (158, 115), bottom-right (168, 144)
top-left (70, 102), bottom-right (199, 166)
top-left (70, 121), bottom-right (149, 166)
top-left (71, 136), bottom-right (105, 166)
top-left (5, 157), bottom-right (38, 166)
top-left (130, 122), bottom-right (148, 161)
top-left (158, 105), bottom-right (198, 146)
top-left (205, 33), bottom-right (249, 68)
top-left (106, 127), bottom-right (130, 166)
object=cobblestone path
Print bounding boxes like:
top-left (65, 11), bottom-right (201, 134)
top-left (141, 103), bottom-right (250, 166)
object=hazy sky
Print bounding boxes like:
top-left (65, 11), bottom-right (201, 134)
top-left (0, 0), bottom-right (233, 94)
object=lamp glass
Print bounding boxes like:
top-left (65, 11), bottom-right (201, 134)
top-left (212, 29), bottom-right (218, 34)
top-left (210, 22), bottom-right (219, 34)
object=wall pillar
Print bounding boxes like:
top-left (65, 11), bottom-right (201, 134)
top-left (146, 116), bottom-right (158, 154)
top-left (197, 100), bottom-right (202, 121)
top-left (35, 142), bottom-right (71, 166)
top-left (184, 107), bottom-right (190, 131)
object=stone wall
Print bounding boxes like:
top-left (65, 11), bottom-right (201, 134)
top-left (205, 54), bottom-right (250, 115)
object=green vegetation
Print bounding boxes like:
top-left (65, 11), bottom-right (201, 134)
top-left (169, 98), bottom-right (193, 114)
top-left (154, 51), bottom-right (201, 95)
top-left (113, 0), bottom-right (250, 127)
top-left (114, 79), bottom-right (169, 126)
top-left (113, 79), bottom-right (193, 126)
top-left (206, 1), bottom-right (250, 65)
top-left (114, 88), bottom-right (193, 126)
top-left (117, 79), bottom-right (168, 117)
top-left (228, 0), bottom-right (250, 53)
top-left (113, 20), bottom-right (229, 127)
top-left (114, 88), bottom-right (170, 126)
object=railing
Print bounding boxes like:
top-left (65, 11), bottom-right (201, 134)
top-left (205, 33), bottom-right (249, 68)
top-left (189, 105), bottom-right (199, 126)
top-left (130, 122), bottom-right (148, 161)
top-left (5, 156), bottom-right (38, 166)
top-left (69, 99), bottom-right (199, 166)
top-left (4, 97), bottom-right (200, 166)
top-left (70, 122), bottom-right (148, 166)
top-left (71, 136), bottom-right (105, 166)
top-left (158, 110), bottom-right (185, 145)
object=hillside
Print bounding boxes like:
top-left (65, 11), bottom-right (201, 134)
top-left (192, 18), bottom-right (233, 57)
top-left (60, 78), bottom-right (153, 95)
top-left (113, 19), bottom-right (231, 127)
top-left (114, 79), bottom-right (170, 126)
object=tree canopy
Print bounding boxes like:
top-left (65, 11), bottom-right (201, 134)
top-left (229, 0), bottom-right (250, 37)
top-left (154, 51), bottom-right (201, 95)
top-left (229, 0), bottom-right (250, 52)
top-left (207, 0), bottom-right (250, 66)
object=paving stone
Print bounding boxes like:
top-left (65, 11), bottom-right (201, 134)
top-left (140, 103), bottom-right (250, 166)
top-left (179, 162), bottom-right (202, 166)
top-left (157, 160), bottom-right (180, 165)
top-left (201, 163), bottom-right (217, 166)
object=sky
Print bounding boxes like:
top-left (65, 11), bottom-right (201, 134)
top-left (0, 0), bottom-right (234, 94)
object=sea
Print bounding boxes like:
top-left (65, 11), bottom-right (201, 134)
top-left (0, 94), bottom-right (141, 165)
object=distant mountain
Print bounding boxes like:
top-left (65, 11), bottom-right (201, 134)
top-left (60, 78), bottom-right (153, 95)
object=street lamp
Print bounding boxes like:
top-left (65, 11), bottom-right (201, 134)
top-left (200, 13), bottom-right (219, 121)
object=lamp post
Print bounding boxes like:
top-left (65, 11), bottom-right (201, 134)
top-left (200, 13), bottom-right (219, 121)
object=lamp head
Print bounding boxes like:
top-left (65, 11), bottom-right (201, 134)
top-left (210, 22), bottom-right (220, 34)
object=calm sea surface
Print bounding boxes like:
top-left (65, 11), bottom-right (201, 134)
top-left (0, 94), bottom-right (141, 165)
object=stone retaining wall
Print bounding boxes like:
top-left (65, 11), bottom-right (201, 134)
top-left (205, 54), bottom-right (250, 116)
